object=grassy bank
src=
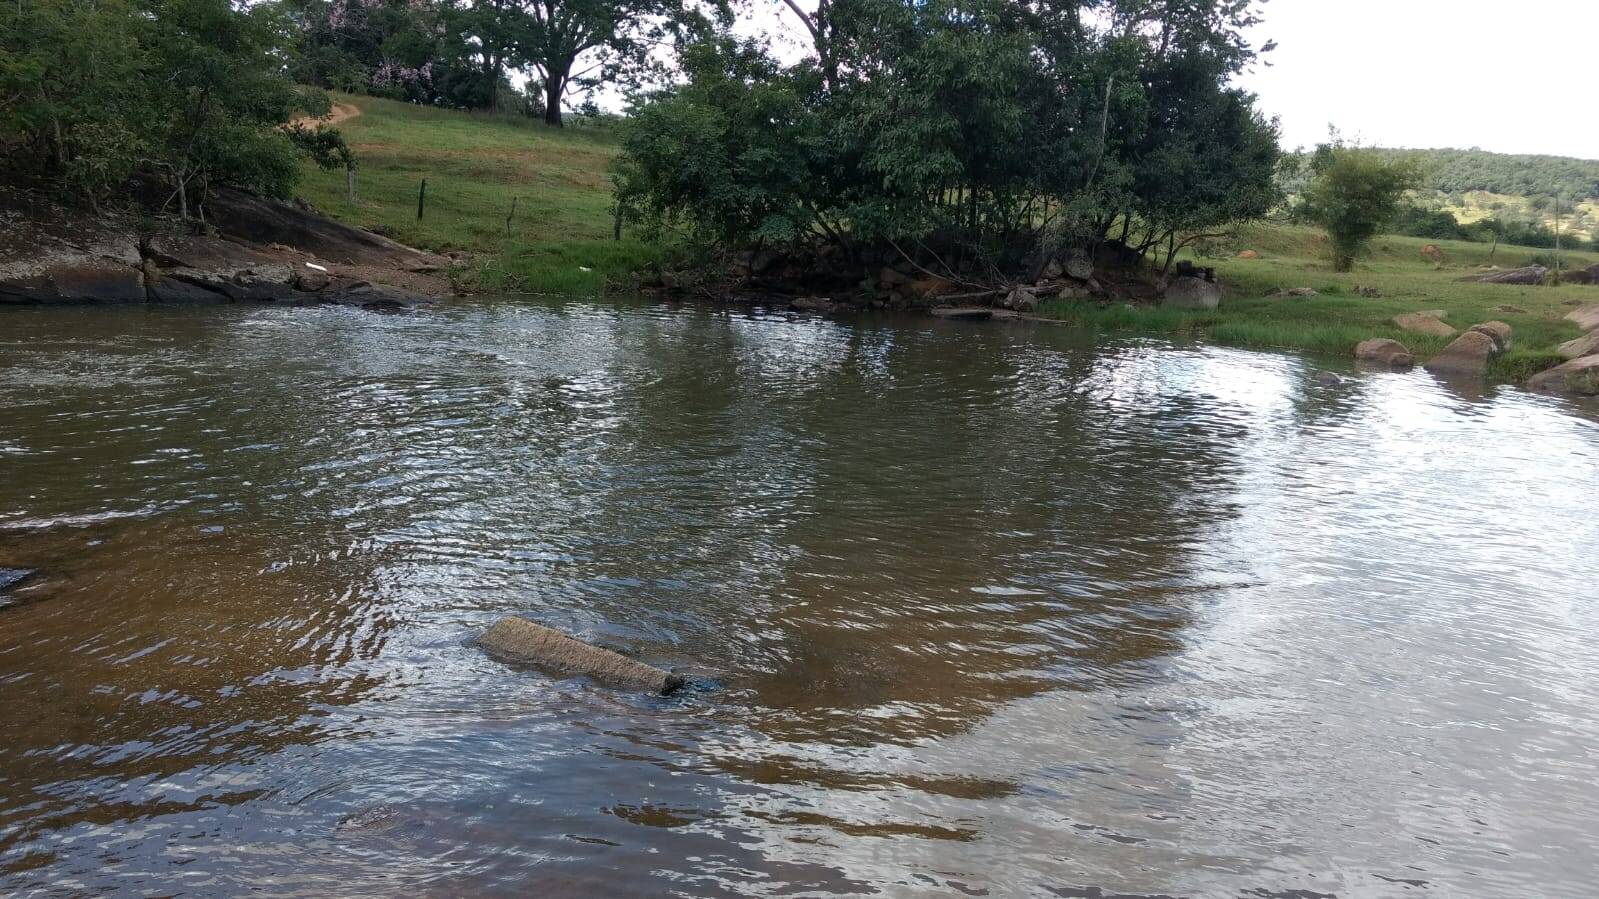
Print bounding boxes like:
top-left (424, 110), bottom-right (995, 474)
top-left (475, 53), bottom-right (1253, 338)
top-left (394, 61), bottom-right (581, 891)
top-left (295, 95), bottom-right (1599, 377)
top-left (1039, 225), bottom-right (1599, 378)
top-left (294, 94), bottom-right (658, 294)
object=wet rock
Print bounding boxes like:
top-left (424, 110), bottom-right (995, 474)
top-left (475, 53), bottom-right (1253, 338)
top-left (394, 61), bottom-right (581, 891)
top-left (0, 568), bottom-right (35, 592)
top-left (1565, 304), bottom-right (1599, 331)
top-left (1313, 371), bottom-right (1343, 386)
top-left (1162, 276), bottom-right (1221, 310)
top-left (0, 259), bottom-right (148, 304)
top-left (1392, 313), bottom-right (1457, 338)
top-left (1468, 320), bottom-right (1512, 352)
top-left (1557, 331), bottom-right (1599, 360)
top-left (1527, 355), bottom-right (1599, 395)
top-left (1424, 329), bottom-right (1500, 375)
top-left (1354, 338), bottom-right (1415, 369)
top-left (929, 307), bottom-right (993, 320)
top-left (478, 616), bottom-right (683, 694)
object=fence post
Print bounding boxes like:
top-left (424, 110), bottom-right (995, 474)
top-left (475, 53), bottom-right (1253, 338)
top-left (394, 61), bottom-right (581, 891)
top-left (416, 178), bottom-right (427, 220)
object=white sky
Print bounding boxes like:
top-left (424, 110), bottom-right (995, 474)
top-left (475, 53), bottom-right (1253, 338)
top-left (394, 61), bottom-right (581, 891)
top-left (1235, 0), bottom-right (1599, 158)
top-left (630, 0), bottom-right (1598, 161)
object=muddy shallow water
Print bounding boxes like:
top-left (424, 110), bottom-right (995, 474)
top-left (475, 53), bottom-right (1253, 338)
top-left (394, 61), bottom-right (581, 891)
top-left (2, 300), bottom-right (1597, 897)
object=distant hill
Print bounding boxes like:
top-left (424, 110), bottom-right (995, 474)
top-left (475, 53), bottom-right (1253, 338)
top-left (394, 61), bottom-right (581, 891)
top-left (1373, 148), bottom-right (1599, 202)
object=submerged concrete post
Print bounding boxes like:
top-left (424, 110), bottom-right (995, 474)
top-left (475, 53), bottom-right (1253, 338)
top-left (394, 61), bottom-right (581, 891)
top-left (477, 616), bottom-right (683, 694)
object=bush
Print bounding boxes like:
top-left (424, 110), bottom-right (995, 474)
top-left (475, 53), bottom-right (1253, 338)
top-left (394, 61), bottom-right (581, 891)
top-left (1302, 144), bottom-right (1422, 271)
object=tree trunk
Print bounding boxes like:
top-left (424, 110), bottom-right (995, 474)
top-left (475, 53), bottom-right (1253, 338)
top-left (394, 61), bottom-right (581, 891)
top-left (544, 72), bottom-right (565, 127)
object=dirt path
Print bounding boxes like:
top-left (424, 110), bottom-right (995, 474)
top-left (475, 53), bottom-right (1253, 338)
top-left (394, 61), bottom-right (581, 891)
top-left (289, 102), bottom-right (361, 129)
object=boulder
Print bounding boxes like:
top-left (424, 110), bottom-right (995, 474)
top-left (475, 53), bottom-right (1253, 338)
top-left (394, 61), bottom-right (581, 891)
top-left (1468, 320), bottom-right (1513, 352)
top-left (1162, 276), bottom-right (1221, 310)
top-left (1004, 285), bottom-right (1039, 311)
top-left (1424, 329), bottom-right (1500, 375)
top-left (1040, 259), bottom-right (1064, 280)
top-left (293, 268), bottom-right (332, 292)
top-left (1354, 338), bottom-right (1415, 369)
top-left (1419, 244), bottom-right (1444, 264)
top-left (1557, 331), bottom-right (1599, 360)
top-left (1313, 371), bottom-right (1343, 386)
top-left (478, 616), bottom-right (683, 694)
top-left (1063, 250), bottom-right (1094, 281)
top-left (1565, 304), bottom-right (1599, 331)
top-left (1236, 249), bottom-right (1260, 259)
top-left (1526, 355), bottom-right (1599, 395)
top-left (1464, 264), bottom-right (1547, 285)
top-left (1559, 268), bottom-right (1595, 285)
top-left (877, 266), bottom-right (910, 288)
top-left (1392, 313), bottom-right (1457, 338)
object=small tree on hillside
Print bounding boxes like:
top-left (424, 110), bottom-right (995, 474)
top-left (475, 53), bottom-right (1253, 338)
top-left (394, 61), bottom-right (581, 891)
top-left (1303, 142), bottom-right (1421, 271)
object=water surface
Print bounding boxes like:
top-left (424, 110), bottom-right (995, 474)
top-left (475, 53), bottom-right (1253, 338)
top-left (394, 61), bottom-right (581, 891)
top-left (2, 300), bottom-right (1597, 897)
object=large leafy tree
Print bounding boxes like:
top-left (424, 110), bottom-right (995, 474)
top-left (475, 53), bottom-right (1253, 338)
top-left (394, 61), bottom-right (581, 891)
top-left (616, 0), bottom-right (1281, 276)
top-left (3, 0), bottom-right (323, 207)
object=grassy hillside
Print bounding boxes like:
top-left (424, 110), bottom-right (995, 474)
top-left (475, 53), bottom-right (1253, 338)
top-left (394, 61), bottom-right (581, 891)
top-left (295, 96), bottom-right (1599, 379)
top-left (294, 93), bottom-right (656, 293)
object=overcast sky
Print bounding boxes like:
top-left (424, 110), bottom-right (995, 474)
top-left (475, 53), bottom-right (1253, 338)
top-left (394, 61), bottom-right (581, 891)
top-left (1235, 0), bottom-right (1598, 158)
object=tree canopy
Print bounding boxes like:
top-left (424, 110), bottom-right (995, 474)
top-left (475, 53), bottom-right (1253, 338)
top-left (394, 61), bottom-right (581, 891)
top-left (613, 0), bottom-right (1282, 278)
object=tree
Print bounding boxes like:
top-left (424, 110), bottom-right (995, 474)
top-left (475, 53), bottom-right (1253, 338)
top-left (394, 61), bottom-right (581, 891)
top-left (616, 0), bottom-right (1280, 278)
top-left (514, 0), bottom-right (724, 126)
top-left (1302, 143), bottom-right (1421, 271)
top-left (3, 0), bottom-right (332, 208)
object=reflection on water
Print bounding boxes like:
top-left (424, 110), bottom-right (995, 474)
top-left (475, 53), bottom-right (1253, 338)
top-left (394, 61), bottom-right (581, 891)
top-left (2, 301), bottom-right (1597, 897)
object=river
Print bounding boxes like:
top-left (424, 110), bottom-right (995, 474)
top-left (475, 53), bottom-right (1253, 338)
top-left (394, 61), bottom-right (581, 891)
top-left (2, 300), bottom-right (1596, 897)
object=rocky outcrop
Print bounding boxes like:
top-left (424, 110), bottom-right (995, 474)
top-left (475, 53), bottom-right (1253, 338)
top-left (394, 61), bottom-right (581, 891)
top-left (1354, 338), bottom-right (1415, 369)
top-left (478, 616), bottom-right (683, 694)
top-left (1557, 331), bottom-right (1599, 360)
top-left (1162, 276), bottom-right (1221, 310)
top-left (1425, 329), bottom-right (1501, 375)
top-left (1527, 355), bottom-right (1599, 395)
top-left (1, 186), bottom-right (445, 308)
top-left (1392, 312), bottom-right (1457, 338)
top-left (1565, 304), bottom-right (1599, 331)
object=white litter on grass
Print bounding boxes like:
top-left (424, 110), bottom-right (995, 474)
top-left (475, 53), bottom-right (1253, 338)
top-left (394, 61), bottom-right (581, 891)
top-left (305, 262), bottom-right (328, 272)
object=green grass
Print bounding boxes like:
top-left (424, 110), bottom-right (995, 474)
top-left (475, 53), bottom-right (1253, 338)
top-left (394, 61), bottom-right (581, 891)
top-left (1039, 223), bottom-right (1599, 377)
top-left (294, 93), bottom-right (654, 293)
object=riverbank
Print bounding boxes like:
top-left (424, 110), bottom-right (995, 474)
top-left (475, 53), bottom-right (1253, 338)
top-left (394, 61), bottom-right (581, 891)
top-left (0, 182), bottom-right (453, 308)
top-left (291, 95), bottom-right (1599, 385)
